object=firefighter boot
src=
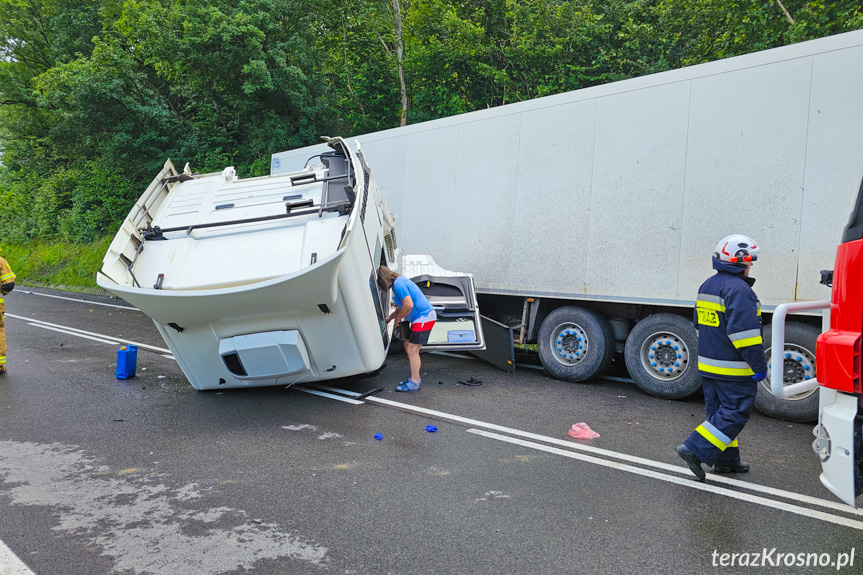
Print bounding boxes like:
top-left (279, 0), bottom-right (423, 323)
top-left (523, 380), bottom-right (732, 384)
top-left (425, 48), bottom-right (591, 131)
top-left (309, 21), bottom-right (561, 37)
top-left (676, 444), bottom-right (706, 482)
top-left (713, 461), bottom-right (750, 473)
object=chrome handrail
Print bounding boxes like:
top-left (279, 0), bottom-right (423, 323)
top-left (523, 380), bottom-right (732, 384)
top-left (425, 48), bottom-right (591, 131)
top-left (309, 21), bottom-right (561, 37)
top-left (770, 300), bottom-right (831, 398)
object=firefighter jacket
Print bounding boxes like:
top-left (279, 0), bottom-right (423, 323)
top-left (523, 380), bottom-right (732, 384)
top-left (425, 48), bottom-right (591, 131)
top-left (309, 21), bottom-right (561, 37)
top-left (693, 258), bottom-right (768, 382)
top-left (0, 257), bottom-right (15, 314)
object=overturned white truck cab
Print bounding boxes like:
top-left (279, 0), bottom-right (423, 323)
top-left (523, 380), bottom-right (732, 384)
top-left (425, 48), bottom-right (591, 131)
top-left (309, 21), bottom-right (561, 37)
top-left (97, 138), bottom-right (486, 390)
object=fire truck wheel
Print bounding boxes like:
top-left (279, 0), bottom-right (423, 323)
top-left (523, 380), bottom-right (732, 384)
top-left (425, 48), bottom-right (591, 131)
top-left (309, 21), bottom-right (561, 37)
top-left (754, 321), bottom-right (820, 422)
top-left (537, 306), bottom-right (614, 382)
top-left (624, 313), bottom-right (702, 399)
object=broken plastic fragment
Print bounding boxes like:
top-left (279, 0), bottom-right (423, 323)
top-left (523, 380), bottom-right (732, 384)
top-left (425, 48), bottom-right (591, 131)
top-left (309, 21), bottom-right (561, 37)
top-left (425, 425), bottom-right (438, 433)
top-left (374, 433), bottom-right (383, 441)
top-left (568, 422), bottom-right (600, 439)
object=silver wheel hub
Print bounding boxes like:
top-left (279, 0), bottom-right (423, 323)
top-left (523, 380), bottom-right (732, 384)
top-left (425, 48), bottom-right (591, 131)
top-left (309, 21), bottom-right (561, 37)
top-left (551, 323), bottom-right (588, 366)
top-left (640, 332), bottom-right (689, 381)
top-left (764, 343), bottom-right (817, 400)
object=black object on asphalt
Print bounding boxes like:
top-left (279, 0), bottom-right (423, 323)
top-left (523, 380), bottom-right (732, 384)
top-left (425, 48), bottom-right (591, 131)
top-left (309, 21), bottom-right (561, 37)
top-left (356, 387), bottom-right (384, 400)
top-left (457, 377), bottom-right (483, 386)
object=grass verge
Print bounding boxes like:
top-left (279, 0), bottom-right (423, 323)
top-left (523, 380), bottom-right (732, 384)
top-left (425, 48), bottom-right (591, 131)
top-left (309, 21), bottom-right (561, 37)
top-left (4, 238), bottom-right (111, 292)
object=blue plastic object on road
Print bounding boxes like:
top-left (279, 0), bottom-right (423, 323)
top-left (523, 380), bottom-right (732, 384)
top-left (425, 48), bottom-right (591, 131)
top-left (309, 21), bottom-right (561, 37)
top-left (425, 425), bottom-right (438, 433)
top-left (116, 345), bottom-right (137, 379)
top-left (374, 433), bottom-right (383, 441)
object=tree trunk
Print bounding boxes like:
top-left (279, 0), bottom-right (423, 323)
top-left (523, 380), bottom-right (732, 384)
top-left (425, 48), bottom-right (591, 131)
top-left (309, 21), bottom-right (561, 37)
top-left (775, 0), bottom-right (795, 25)
top-left (392, 0), bottom-right (408, 126)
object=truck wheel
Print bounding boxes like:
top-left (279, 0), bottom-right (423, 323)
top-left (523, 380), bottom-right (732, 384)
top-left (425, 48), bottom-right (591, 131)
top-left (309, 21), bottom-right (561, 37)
top-left (537, 306), bottom-right (614, 382)
top-left (623, 313), bottom-right (702, 399)
top-left (754, 321), bottom-right (820, 422)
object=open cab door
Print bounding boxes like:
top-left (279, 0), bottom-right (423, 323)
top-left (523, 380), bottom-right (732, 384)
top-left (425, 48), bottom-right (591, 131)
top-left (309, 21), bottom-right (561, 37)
top-left (400, 254), bottom-right (486, 352)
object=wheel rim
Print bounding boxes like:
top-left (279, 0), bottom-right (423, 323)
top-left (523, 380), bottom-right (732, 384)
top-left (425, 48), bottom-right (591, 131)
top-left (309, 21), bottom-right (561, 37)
top-left (639, 331), bottom-right (690, 382)
top-left (549, 322), bottom-right (589, 366)
top-left (763, 343), bottom-right (817, 400)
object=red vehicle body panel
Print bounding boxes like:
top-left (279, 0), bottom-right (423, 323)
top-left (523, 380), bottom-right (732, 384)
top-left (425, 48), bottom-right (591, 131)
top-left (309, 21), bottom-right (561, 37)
top-left (817, 239), bottom-right (863, 394)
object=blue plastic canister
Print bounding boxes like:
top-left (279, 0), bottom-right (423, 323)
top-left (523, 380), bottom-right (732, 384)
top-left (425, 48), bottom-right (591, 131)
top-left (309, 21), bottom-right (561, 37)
top-left (116, 345), bottom-right (137, 379)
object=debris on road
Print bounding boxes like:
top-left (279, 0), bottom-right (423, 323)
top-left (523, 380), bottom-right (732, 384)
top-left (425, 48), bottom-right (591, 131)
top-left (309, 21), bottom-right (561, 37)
top-left (425, 425), bottom-right (438, 433)
top-left (374, 433), bottom-right (383, 441)
top-left (457, 377), bottom-right (482, 386)
top-left (568, 422), bottom-right (600, 439)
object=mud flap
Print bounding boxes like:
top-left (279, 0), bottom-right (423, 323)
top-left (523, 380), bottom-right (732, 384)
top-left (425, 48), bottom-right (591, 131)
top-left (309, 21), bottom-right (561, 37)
top-left (469, 315), bottom-right (515, 373)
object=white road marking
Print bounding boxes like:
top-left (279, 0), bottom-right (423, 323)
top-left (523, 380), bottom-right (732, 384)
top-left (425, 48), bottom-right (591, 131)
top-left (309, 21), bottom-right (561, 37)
top-left (8, 315), bottom-right (172, 355)
top-left (292, 387), bottom-right (364, 405)
top-left (0, 538), bottom-right (35, 575)
top-left (468, 428), bottom-right (863, 531)
top-left (28, 323), bottom-right (119, 345)
top-left (22, 290), bottom-right (138, 311)
top-left (313, 384), bottom-right (863, 519)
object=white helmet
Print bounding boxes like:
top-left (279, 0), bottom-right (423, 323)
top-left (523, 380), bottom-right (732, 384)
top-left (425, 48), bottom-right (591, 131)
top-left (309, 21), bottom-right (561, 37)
top-left (715, 234), bottom-right (760, 266)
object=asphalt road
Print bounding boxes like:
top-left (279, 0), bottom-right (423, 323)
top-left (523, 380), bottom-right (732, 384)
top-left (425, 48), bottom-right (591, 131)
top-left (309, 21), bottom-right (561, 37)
top-left (0, 288), bottom-right (860, 575)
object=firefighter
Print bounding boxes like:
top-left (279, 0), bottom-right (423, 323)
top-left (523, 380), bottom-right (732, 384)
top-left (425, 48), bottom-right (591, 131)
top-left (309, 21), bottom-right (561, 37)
top-left (676, 235), bottom-right (768, 481)
top-left (0, 253), bottom-right (16, 375)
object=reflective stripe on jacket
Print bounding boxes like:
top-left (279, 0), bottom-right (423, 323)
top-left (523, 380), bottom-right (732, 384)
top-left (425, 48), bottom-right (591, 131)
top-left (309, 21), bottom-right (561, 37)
top-left (0, 257), bottom-right (14, 314)
top-left (693, 258), bottom-right (768, 381)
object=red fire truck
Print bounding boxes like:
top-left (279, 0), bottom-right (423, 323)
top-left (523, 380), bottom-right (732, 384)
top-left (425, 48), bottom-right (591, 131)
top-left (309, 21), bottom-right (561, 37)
top-left (781, 176), bottom-right (863, 507)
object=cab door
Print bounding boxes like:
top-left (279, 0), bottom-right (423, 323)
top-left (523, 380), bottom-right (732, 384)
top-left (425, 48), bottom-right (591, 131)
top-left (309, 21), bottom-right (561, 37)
top-left (400, 254), bottom-right (486, 352)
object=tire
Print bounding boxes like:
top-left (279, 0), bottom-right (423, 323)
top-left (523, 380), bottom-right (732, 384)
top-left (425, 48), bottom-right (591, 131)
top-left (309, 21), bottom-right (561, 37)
top-left (754, 321), bottom-right (820, 423)
top-left (537, 306), bottom-right (614, 382)
top-left (624, 313), bottom-right (702, 399)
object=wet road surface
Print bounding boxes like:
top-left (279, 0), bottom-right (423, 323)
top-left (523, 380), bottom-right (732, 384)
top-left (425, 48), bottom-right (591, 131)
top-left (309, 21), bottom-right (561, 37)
top-left (0, 288), bottom-right (860, 574)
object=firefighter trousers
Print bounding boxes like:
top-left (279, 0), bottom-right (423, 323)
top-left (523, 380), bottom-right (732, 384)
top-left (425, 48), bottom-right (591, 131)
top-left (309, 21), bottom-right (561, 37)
top-left (683, 376), bottom-right (757, 467)
top-left (0, 312), bottom-right (6, 367)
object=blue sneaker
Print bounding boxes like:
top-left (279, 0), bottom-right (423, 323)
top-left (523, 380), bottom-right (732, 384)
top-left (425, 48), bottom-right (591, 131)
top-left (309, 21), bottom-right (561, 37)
top-left (395, 378), bottom-right (420, 392)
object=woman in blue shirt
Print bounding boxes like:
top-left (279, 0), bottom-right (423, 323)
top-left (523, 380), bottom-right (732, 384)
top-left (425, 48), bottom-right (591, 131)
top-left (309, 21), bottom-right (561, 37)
top-left (377, 266), bottom-right (437, 391)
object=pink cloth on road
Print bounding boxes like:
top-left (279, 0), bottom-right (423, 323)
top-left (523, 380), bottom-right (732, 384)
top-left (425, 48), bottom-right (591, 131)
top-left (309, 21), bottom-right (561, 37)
top-left (568, 422), bottom-right (600, 439)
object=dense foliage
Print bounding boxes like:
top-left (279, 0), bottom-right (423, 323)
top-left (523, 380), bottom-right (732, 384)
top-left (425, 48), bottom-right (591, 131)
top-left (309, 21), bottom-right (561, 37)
top-left (1, 0), bottom-right (861, 244)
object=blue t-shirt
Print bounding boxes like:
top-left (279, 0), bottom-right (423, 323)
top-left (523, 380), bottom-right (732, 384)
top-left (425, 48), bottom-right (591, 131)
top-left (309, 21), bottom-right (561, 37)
top-left (393, 276), bottom-right (434, 323)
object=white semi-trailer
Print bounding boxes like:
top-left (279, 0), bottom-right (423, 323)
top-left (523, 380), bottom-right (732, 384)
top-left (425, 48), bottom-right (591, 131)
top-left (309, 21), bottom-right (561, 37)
top-left (272, 30), bottom-right (863, 422)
